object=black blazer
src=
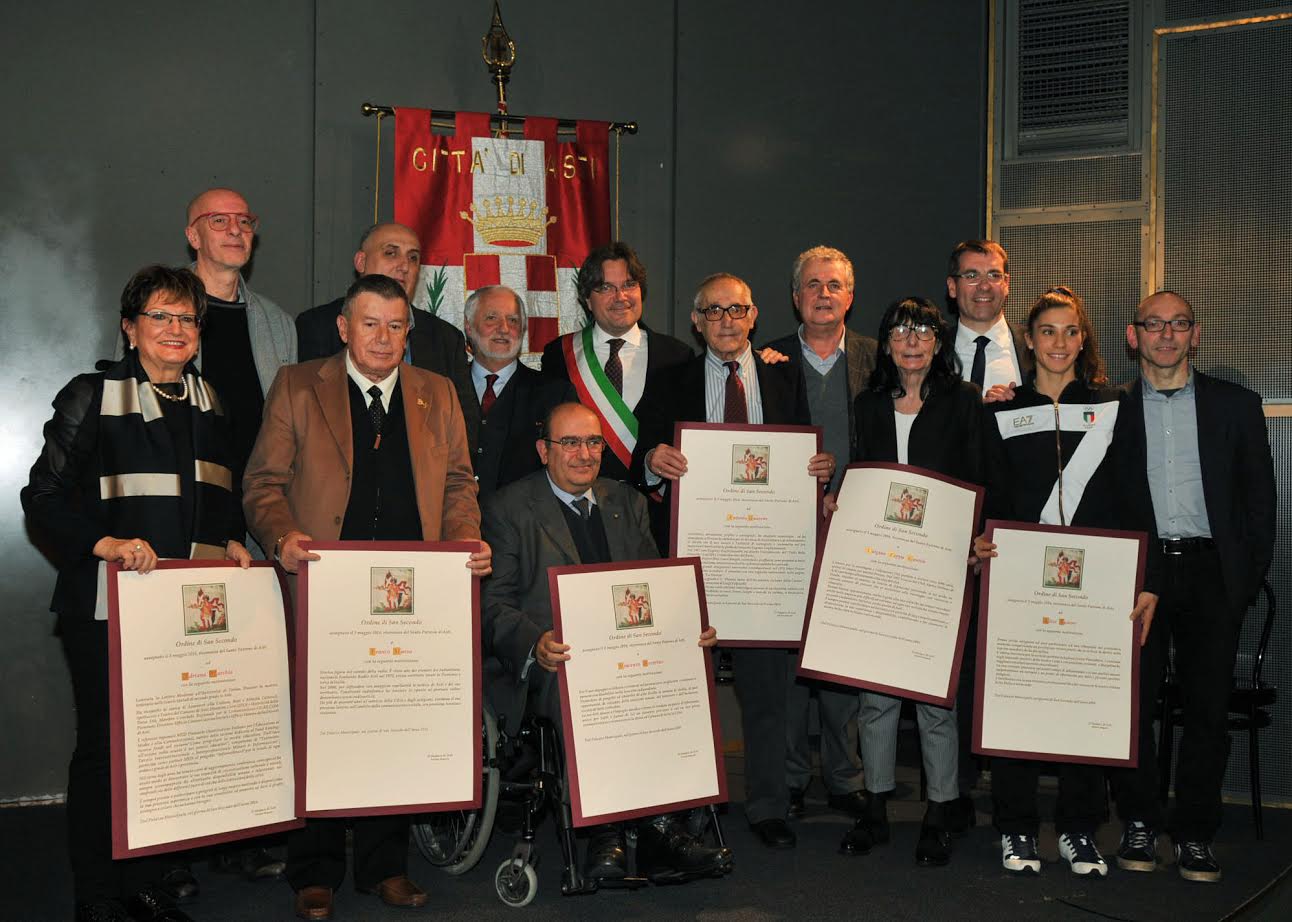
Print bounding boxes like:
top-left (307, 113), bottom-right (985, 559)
top-left (854, 378), bottom-right (992, 495)
top-left (762, 327), bottom-right (878, 455)
top-left (474, 363), bottom-right (575, 504)
top-left (481, 472), bottom-right (658, 729)
top-left (296, 297), bottom-right (480, 454)
top-left (1121, 371), bottom-right (1276, 612)
top-left (949, 317), bottom-right (1035, 382)
top-left (540, 321), bottom-right (694, 483)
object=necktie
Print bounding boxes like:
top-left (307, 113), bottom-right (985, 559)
top-left (605, 338), bottom-right (625, 395)
top-left (481, 373), bottom-right (499, 417)
top-left (724, 361), bottom-right (748, 423)
top-left (367, 385), bottom-right (386, 449)
top-left (970, 335), bottom-right (990, 389)
top-left (571, 496), bottom-right (591, 520)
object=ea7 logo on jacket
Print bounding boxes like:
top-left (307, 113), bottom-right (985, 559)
top-left (1011, 414), bottom-right (1035, 429)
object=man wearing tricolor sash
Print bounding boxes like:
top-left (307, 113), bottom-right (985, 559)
top-left (541, 242), bottom-right (693, 550)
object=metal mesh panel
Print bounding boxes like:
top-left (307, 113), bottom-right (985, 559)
top-left (999, 153), bottom-right (1141, 210)
top-left (1219, 415), bottom-right (1291, 804)
top-left (1161, 24), bottom-right (1292, 400)
top-left (1017, 0), bottom-right (1132, 152)
top-left (1165, 1), bottom-right (1291, 20)
top-left (997, 219), bottom-right (1143, 385)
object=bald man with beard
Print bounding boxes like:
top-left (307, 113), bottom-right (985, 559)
top-left (296, 222), bottom-right (479, 452)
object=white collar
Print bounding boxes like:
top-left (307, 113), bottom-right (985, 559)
top-left (592, 322), bottom-right (643, 348)
top-left (345, 351), bottom-right (400, 404)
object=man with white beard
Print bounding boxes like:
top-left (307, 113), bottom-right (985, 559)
top-left (466, 285), bottom-right (574, 502)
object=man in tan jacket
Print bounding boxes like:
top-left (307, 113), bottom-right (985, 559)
top-left (243, 273), bottom-right (490, 920)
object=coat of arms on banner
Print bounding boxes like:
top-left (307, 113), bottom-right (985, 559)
top-left (395, 110), bottom-right (611, 363)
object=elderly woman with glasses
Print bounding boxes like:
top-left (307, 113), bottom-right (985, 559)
top-left (836, 296), bottom-right (993, 868)
top-left (22, 265), bottom-right (250, 922)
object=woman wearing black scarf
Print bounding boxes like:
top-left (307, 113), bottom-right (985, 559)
top-left (23, 265), bottom-right (249, 922)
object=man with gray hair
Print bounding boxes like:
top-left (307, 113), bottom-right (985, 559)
top-left (465, 285), bottom-right (573, 502)
top-left (760, 246), bottom-right (876, 822)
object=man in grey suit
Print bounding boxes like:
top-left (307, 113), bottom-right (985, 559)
top-left (761, 246), bottom-right (875, 821)
top-left (481, 402), bottom-right (732, 885)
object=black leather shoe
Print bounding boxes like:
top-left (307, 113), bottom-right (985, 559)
top-left (787, 788), bottom-right (806, 820)
top-left (839, 791), bottom-right (889, 855)
top-left (124, 887), bottom-right (195, 922)
top-left (210, 845), bottom-right (286, 881)
top-left (583, 825), bottom-right (628, 880)
top-left (750, 818), bottom-right (796, 849)
top-left (826, 789), bottom-right (871, 818)
top-left (156, 866), bottom-right (199, 903)
top-left (637, 821), bottom-right (734, 882)
top-left (945, 794), bottom-right (976, 836)
top-left (74, 900), bottom-right (132, 922)
top-left (915, 801), bottom-right (952, 866)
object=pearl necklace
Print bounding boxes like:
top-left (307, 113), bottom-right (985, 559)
top-left (150, 378), bottom-right (189, 403)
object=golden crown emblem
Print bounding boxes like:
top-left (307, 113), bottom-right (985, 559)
top-left (459, 195), bottom-right (556, 247)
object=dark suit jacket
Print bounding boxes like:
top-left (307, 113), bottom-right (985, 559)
top-left (481, 472), bottom-right (658, 727)
top-left (296, 297), bottom-right (480, 454)
top-left (1121, 370), bottom-right (1276, 612)
top-left (853, 378), bottom-right (993, 495)
top-left (474, 363), bottom-right (575, 504)
top-left (540, 321), bottom-right (694, 483)
top-left (950, 316), bottom-right (1035, 383)
top-left (763, 327), bottom-right (878, 455)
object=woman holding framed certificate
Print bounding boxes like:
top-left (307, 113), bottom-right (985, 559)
top-left (973, 286), bottom-right (1159, 879)
top-left (839, 296), bottom-right (992, 867)
top-left (22, 266), bottom-right (251, 922)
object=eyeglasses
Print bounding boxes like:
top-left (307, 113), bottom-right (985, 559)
top-left (698, 303), bottom-right (752, 321)
top-left (1132, 317), bottom-right (1195, 333)
top-left (139, 310), bottom-right (201, 329)
top-left (888, 323), bottom-right (936, 341)
top-left (952, 270), bottom-right (1007, 284)
top-left (545, 435), bottom-right (606, 452)
top-left (591, 279), bottom-right (640, 296)
top-left (189, 212), bottom-right (260, 232)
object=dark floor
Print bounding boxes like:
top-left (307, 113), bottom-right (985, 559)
top-left (3, 761), bottom-right (1289, 922)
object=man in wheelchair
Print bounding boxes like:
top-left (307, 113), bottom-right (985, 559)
top-left (481, 402), bottom-right (734, 885)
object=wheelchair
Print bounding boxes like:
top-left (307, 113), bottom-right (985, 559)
top-left (411, 702), bottom-right (731, 907)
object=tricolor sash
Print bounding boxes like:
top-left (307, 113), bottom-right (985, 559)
top-left (564, 326), bottom-right (638, 470)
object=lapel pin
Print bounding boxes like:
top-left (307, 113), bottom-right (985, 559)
top-left (417, 397), bottom-right (428, 408)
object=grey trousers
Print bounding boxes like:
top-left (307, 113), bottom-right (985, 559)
top-left (860, 690), bottom-right (959, 803)
top-left (785, 679), bottom-right (864, 794)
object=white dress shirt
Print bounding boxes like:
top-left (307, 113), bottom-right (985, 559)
top-left (955, 313), bottom-right (1022, 391)
top-left (346, 352), bottom-right (399, 411)
top-left (592, 322), bottom-right (647, 410)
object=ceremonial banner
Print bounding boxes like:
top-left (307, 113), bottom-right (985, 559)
top-left (108, 561), bottom-right (299, 858)
top-left (394, 109), bottom-right (610, 361)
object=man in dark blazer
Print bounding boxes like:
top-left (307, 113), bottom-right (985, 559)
top-left (541, 242), bottom-right (692, 548)
top-left (465, 285), bottom-right (574, 503)
top-left (946, 239), bottom-right (1034, 392)
top-left (642, 273), bottom-right (835, 851)
top-left (295, 222), bottom-right (480, 453)
top-left (481, 402), bottom-right (731, 884)
top-left (1109, 291), bottom-right (1276, 884)
top-left (761, 246), bottom-right (876, 822)
top-left (243, 274), bottom-right (492, 920)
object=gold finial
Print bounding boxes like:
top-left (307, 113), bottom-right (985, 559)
top-left (482, 1), bottom-right (516, 115)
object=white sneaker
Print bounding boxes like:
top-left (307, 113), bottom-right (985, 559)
top-left (1001, 834), bottom-right (1041, 874)
top-left (1059, 832), bottom-right (1109, 877)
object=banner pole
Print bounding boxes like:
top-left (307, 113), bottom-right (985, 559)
top-left (372, 111), bottom-right (386, 225)
top-left (613, 124), bottom-right (623, 241)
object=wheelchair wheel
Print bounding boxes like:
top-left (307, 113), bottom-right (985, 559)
top-left (411, 705), bottom-right (500, 875)
top-left (495, 857), bottom-right (538, 907)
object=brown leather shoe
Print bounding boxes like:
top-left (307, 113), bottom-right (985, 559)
top-left (370, 875), bottom-right (428, 908)
top-left (294, 886), bottom-right (333, 920)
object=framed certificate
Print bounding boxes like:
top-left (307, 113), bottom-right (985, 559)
top-left (550, 557), bottom-right (727, 827)
top-left (669, 422), bottom-right (823, 646)
top-left (108, 560), bottom-right (300, 858)
top-left (974, 521), bottom-right (1145, 766)
top-left (797, 463), bottom-right (983, 706)
top-left (296, 541), bottom-right (481, 816)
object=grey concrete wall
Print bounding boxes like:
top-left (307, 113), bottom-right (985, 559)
top-left (1, 1), bottom-right (985, 799)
